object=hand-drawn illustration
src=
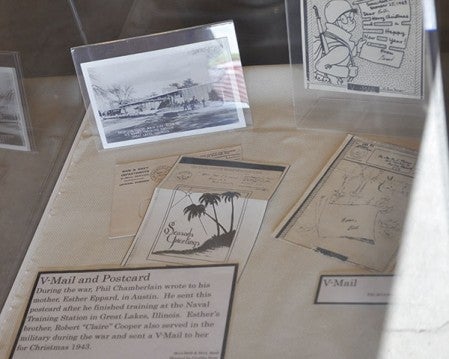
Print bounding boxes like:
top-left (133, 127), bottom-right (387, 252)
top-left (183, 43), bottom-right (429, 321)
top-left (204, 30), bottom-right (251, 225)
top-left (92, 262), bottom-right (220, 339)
top-left (0, 67), bottom-right (31, 151)
top-left (303, 0), bottom-right (423, 98)
top-left (109, 146), bottom-right (243, 239)
top-left (122, 156), bottom-right (288, 275)
top-left (150, 187), bottom-right (248, 262)
top-left (312, 162), bottom-right (411, 245)
top-left (313, 1), bottom-right (366, 85)
top-left (274, 135), bottom-right (417, 271)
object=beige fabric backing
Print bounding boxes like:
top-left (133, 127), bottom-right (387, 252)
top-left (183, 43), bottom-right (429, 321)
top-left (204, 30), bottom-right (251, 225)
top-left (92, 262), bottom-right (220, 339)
top-left (0, 65), bottom-right (422, 358)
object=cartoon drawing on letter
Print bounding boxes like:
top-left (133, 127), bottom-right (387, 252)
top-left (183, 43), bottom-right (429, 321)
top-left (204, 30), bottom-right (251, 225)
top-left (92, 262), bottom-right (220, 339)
top-left (313, 0), bottom-right (366, 85)
top-left (302, 0), bottom-right (423, 98)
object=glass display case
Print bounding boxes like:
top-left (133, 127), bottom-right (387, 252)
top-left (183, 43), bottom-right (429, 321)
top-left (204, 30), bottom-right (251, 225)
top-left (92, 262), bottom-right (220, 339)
top-left (0, 1), bottom-right (447, 358)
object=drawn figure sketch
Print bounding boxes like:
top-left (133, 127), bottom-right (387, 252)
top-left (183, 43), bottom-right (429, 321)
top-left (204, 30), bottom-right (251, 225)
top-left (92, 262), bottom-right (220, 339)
top-left (0, 67), bottom-right (30, 151)
top-left (274, 135), bottom-right (417, 271)
top-left (302, 0), bottom-right (423, 98)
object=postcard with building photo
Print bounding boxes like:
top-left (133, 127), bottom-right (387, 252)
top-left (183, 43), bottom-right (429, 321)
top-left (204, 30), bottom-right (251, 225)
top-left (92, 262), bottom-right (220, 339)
top-left (301, 0), bottom-right (423, 98)
top-left (0, 67), bottom-right (31, 151)
top-left (81, 37), bottom-right (249, 149)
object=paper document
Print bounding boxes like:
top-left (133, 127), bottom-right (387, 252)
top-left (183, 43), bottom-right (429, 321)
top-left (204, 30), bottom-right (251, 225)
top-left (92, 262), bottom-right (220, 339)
top-left (9, 265), bottom-right (237, 359)
top-left (110, 146), bottom-right (242, 238)
top-left (274, 135), bottom-right (417, 271)
top-left (315, 274), bottom-right (393, 304)
top-left (301, 0), bottom-right (423, 98)
top-left (123, 157), bottom-right (288, 273)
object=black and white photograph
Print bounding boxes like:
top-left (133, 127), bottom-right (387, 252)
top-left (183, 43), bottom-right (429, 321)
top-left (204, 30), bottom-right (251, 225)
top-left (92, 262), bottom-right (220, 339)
top-left (81, 37), bottom-right (249, 149)
top-left (302, 0), bottom-right (423, 98)
top-left (0, 66), bottom-right (31, 151)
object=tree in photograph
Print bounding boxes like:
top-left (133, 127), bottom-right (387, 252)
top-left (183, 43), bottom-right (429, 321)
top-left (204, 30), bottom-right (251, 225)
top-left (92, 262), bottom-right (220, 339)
top-left (208, 89), bottom-right (222, 101)
top-left (168, 79), bottom-right (198, 90)
top-left (182, 78), bottom-right (198, 88)
top-left (92, 84), bottom-right (109, 99)
top-left (169, 82), bottom-right (181, 89)
top-left (107, 84), bottom-right (135, 110)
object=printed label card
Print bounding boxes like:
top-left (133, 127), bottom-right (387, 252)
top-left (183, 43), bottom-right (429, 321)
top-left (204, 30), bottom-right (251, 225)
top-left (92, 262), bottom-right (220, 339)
top-left (109, 146), bottom-right (243, 239)
top-left (123, 157), bottom-right (288, 273)
top-left (315, 274), bottom-right (393, 304)
top-left (301, 0), bottom-right (423, 98)
top-left (10, 265), bottom-right (237, 359)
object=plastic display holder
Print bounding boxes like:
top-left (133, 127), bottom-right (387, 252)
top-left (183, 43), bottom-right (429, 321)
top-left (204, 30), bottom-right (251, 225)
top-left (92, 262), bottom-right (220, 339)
top-left (286, 0), bottom-right (428, 138)
top-left (0, 51), bottom-right (33, 151)
top-left (71, 20), bottom-right (252, 150)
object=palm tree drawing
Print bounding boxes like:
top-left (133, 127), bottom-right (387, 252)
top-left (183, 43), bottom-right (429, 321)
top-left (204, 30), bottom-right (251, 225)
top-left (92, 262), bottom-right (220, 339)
top-left (221, 192), bottom-right (240, 232)
top-left (183, 201), bottom-right (227, 236)
top-left (154, 191), bottom-right (242, 256)
top-left (183, 203), bottom-right (205, 221)
top-left (199, 193), bottom-right (223, 235)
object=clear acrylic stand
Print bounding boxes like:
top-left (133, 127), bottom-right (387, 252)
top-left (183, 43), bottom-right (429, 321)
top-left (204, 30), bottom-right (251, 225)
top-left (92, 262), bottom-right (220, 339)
top-left (286, 0), bottom-right (427, 138)
top-left (71, 21), bottom-right (252, 150)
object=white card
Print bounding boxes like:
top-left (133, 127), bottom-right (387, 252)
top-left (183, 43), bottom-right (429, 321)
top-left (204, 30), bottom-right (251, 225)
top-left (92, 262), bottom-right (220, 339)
top-left (110, 146), bottom-right (243, 239)
top-left (301, 0), bottom-right (424, 98)
top-left (315, 275), bottom-right (393, 304)
top-left (122, 157), bottom-right (288, 275)
top-left (10, 265), bottom-right (237, 359)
